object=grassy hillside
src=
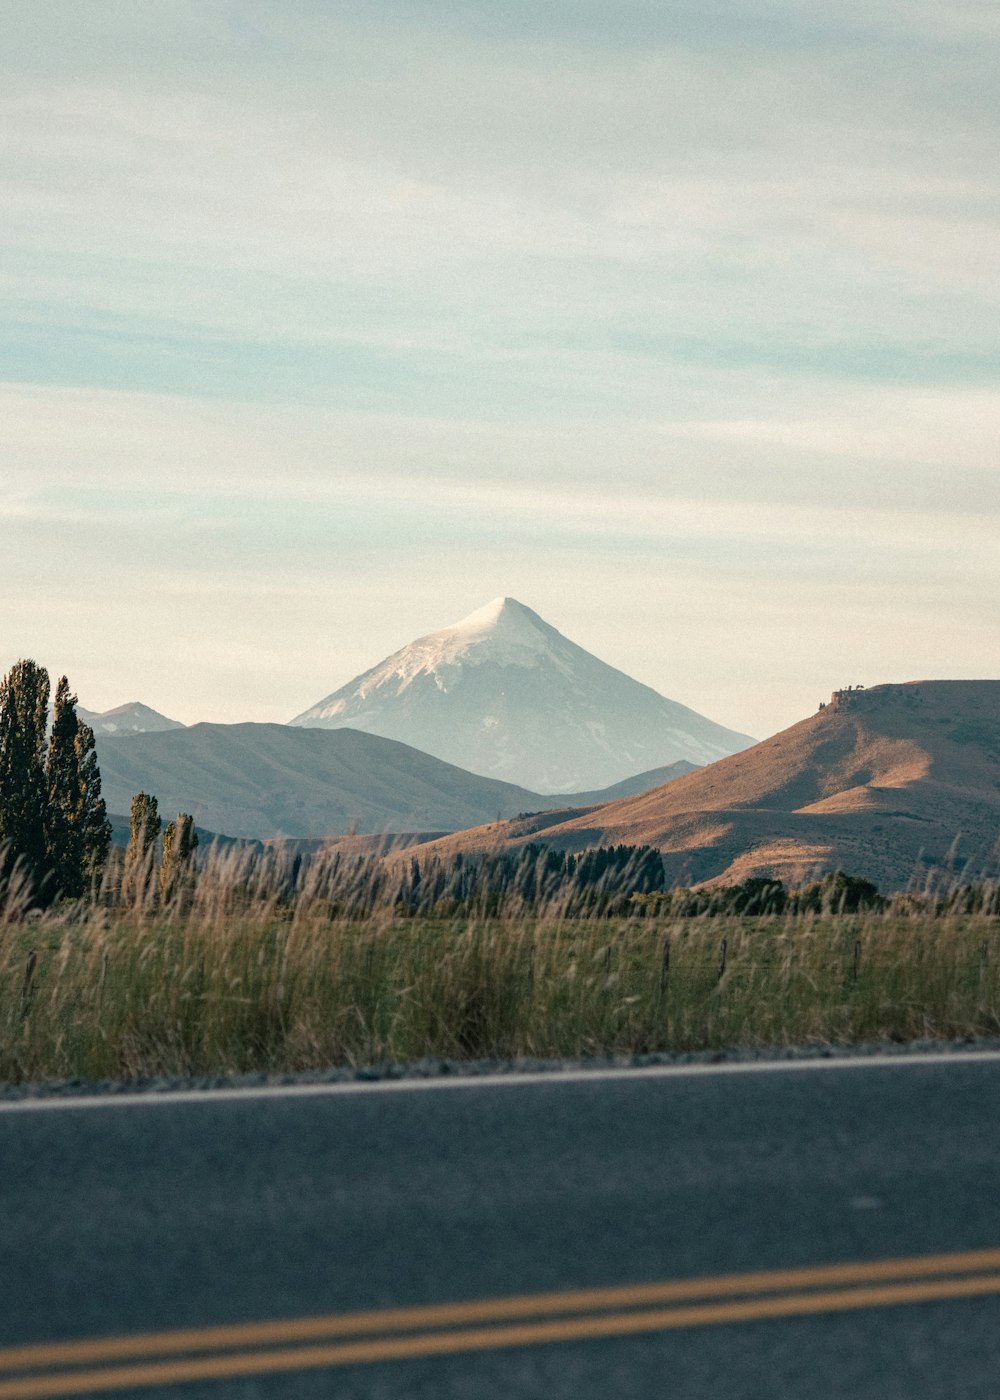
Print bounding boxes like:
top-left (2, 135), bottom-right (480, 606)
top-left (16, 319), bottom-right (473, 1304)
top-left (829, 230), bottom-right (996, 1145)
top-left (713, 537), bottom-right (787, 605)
top-left (1, 845), bottom-right (997, 1082)
top-left (5, 906), bottom-right (1000, 1084)
top-left (404, 682), bottom-right (1000, 890)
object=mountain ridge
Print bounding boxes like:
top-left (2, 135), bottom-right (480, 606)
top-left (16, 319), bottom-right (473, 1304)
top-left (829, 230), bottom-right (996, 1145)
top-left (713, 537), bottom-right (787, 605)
top-left (79, 701), bottom-right (184, 737)
top-left (93, 723), bottom-right (696, 842)
top-left (398, 680), bottom-right (1000, 890)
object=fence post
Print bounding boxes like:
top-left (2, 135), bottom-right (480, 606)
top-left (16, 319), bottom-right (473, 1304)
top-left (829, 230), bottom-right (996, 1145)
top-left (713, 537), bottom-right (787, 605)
top-left (659, 938), bottom-right (670, 997)
top-left (853, 939), bottom-right (862, 983)
top-left (21, 949), bottom-right (37, 1019)
top-left (718, 938), bottom-right (728, 982)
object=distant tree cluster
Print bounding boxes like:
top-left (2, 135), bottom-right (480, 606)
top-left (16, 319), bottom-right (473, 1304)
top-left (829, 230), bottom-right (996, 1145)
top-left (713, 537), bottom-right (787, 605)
top-left (387, 842), bottom-right (666, 918)
top-left (0, 660), bottom-right (112, 901)
top-left (894, 883), bottom-right (1000, 918)
top-left (631, 870), bottom-right (884, 918)
top-left (120, 791), bottom-right (199, 910)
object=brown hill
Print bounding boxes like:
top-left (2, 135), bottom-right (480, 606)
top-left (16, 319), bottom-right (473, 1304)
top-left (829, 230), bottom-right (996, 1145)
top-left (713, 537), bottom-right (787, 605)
top-left (404, 681), bottom-right (1000, 890)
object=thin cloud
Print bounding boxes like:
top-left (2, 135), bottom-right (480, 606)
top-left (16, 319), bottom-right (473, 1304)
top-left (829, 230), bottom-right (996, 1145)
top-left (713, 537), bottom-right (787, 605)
top-left (1, 3), bottom-right (996, 736)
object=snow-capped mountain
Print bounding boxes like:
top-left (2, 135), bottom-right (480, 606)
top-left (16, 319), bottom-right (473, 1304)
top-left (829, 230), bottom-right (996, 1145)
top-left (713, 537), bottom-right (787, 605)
top-left (78, 701), bottom-right (185, 737)
top-left (289, 597), bottom-right (755, 792)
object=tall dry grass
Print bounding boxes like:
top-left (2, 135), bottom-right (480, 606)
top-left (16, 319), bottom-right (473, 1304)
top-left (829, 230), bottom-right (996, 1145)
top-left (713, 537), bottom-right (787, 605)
top-left (0, 844), bottom-right (998, 1083)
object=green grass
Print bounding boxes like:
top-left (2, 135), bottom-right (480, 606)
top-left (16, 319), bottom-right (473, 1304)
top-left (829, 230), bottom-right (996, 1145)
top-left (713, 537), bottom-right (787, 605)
top-left (2, 890), bottom-right (999, 1083)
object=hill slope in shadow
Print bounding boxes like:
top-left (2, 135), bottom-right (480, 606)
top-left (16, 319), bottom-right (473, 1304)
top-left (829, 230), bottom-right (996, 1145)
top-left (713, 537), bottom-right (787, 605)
top-left (94, 725), bottom-right (695, 841)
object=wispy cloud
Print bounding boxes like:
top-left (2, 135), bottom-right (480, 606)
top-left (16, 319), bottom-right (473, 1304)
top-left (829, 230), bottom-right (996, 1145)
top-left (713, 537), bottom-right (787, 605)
top-left (2, 3), bottom-right (997, 736)
top-left (2, 380), bottom-right (996, 735)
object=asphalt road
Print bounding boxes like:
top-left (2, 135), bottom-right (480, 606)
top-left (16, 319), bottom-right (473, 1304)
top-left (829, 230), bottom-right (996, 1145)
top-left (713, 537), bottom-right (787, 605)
top-left (4, 1055), bottom-right (1000, 1399)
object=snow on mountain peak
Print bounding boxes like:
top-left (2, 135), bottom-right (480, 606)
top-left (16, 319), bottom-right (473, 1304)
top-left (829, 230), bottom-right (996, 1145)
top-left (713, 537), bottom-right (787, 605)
top-left (359, 596), bottom-right (566, 696)
top-left (450, 595), bottom-right (523, 636)
top-left (437, 596), bottom-right (551, 651)
top-left (288, 596), bottom-right (757, 790)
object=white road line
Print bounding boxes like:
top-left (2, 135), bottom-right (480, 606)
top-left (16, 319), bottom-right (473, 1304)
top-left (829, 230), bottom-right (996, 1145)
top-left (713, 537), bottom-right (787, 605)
top-left (2, 1049), bottom-right (1000, 1113)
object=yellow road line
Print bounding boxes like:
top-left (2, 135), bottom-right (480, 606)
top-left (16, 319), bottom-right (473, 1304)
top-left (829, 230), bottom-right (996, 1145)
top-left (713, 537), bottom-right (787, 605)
top-left (4, 1245), bottom-right (1000, 1375)
top-left (2, 1272), bottom-right (1000, 1399)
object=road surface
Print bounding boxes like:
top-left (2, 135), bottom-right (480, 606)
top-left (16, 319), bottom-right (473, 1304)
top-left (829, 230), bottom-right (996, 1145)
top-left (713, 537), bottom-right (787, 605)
top-left (3, 1054), bottom-right (1000, 1398)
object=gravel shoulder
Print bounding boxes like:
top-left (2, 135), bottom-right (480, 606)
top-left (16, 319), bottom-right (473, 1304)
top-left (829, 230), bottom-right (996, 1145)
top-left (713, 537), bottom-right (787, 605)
top-left (7, 1036), bottom-right (1000, 1101)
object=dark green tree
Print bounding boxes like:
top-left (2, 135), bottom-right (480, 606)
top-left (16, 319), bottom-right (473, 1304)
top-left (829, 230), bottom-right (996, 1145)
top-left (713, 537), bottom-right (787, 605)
top-left (159, 813), bottom-right (198, 907)
top-left (44, 676), bottom-right (86, 898)
top-left (123, 791), bottom-right (161, 905)
top-left (76, 721), bottom-right (112, 887)
top-left (0, 660), bottom-right (50, 892)
top-left (792, 870), bottom-right (883, 915)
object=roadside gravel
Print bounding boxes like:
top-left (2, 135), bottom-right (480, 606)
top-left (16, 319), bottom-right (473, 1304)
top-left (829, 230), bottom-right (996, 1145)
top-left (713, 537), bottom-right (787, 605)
top-left (6, 1036), bottom-right (1000, 1100)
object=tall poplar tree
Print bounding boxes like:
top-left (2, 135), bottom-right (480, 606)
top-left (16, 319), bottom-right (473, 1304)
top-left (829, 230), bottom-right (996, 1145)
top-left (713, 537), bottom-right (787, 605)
top-left (45, 676), bottom-right (85, 898)
top-left (76, 721), bottom-right (112, 886)
top-left (159, 813), bottom-right (198, 906)
top-left (123, 791), bottom-right (161, 905)
top-left (0, 660), bottom-right (50, 890)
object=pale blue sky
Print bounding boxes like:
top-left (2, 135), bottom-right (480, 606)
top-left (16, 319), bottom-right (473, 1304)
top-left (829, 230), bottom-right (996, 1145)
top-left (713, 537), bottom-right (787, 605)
top-left (1, 1), bottom-right (997, 737)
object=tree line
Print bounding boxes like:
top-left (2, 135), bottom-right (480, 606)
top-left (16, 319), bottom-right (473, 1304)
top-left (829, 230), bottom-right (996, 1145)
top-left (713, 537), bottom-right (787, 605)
top-left (0, 659), bottom-right (197, 906)
top-left (123, 790), bottom-right (199, 907)
top-left (0, 659), bottom-right (111, 901)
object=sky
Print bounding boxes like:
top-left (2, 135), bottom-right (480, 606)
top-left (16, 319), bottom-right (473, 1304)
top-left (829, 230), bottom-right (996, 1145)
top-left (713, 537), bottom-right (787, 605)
top-left (1, 0), bottom-right (997, 741)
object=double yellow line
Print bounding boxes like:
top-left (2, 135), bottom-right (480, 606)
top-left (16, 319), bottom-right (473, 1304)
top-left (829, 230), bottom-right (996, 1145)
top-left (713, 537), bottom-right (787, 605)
top-left (3, 1247), bottom-right (1000, 1397)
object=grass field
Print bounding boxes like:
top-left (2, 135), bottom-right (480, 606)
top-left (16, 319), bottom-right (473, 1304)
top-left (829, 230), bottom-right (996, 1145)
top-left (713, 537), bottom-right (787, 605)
top-left (2, 846), bottom-right (999, 1082)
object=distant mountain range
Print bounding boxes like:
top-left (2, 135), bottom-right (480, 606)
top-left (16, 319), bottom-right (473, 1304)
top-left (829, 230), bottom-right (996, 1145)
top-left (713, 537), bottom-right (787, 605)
top-left (400, 681), bottom-right (1000, 891)
top-left (289, 596), bottom-right (754, 791)
top-left (79, 702), bottom-right (184, 737)
top-left (85, 671), bottom-right (1000, 890)
top-left (95, 723), bottom-right (697, 842)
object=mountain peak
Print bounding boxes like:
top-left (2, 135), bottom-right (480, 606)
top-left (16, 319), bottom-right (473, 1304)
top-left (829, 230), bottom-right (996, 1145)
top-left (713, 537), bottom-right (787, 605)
top-left (289, 597), bottom-right (755, 791)
top-left (78, 700), bottom-right (185, 737)
top-left (451, 595), bottom-right (533, 628)
top-left (438, 596), bottom-right (553, 656)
